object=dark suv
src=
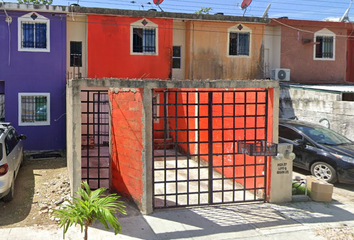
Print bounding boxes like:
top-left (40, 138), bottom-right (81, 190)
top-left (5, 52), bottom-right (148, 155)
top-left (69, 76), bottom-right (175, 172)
top-left (279, 119), bottom-right (354, 184)
top-left (0, 123), bottom-right (26, 201)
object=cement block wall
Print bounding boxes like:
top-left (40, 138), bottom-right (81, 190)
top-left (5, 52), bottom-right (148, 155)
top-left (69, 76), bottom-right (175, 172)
top-left (109, 88), bottom-right (144, 207)
top-left (280, 86), bottom-right (354, 140)
top-left (67, 79), bottom-right (280, 214)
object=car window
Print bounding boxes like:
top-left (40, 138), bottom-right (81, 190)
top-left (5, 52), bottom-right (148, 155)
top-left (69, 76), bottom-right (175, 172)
top-left (5, 129), bottom-right (17, 156)
top-left (293, 125), bottom-right (352, 145)
top-left (279, 125), bottom-right (303, 141)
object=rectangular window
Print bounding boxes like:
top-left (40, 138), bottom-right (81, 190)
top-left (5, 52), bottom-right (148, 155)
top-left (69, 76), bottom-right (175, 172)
top-left (133, 28), bottom-right (156, 53)
top-left (315, 36), bottom-right (334, 59)
top-left (19, 93), bottom-right (50, 126)
top-left (22, 22), bottom-right (47, 49)
top-left (172, 46), bottom-right (181, 69)
top-left (70, 41), bottom-right (82, 67)
top-left (229, 32), bottom-right (250, 56)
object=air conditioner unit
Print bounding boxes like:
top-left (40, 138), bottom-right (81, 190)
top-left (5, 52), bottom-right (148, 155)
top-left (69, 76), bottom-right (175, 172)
top-left (271, 68), bottom-right (290, 81)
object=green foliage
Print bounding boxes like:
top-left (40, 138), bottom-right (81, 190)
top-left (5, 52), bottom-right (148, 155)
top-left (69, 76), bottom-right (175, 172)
top-left (18, 0), bottom-right (53, 5)
top-left (53, 181), bottom-right (126, 240)
top-left (292, 182), bottom-right (307, 195)
top-left (195, 7), bottom-right (212, 15)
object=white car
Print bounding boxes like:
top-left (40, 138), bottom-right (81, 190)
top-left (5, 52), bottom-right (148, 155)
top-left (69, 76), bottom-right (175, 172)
top-left (0, 123), bottom-right (26, 201)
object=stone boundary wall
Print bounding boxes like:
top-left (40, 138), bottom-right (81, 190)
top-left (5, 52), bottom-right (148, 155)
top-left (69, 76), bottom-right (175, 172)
top-left (280, 86), bottom-right (354, 140)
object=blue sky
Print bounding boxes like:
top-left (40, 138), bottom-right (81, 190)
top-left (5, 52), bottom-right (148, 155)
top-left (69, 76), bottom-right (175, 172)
top-left (5, 0), bottom-right (354, 21)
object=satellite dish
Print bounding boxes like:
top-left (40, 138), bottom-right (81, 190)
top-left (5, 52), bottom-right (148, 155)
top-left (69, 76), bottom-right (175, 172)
top-left (261, 4), bottom-right (271, 18)
top-left (153, 0), bottom-right (164, 12)
top-left (153, 0), bottom-right (163, 4)
top-left (340, 0), bottom-right (353, 22)
top-left (240, 0), bottom-right (252, 10)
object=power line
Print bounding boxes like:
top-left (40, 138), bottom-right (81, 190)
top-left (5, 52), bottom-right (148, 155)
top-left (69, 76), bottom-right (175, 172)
top-left (2, 0), bottom-right (354, 20)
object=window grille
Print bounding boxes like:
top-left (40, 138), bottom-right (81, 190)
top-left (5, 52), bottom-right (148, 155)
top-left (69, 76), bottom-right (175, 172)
top-left (229, 32), bottom-right (250, 56)
top-left (19, 94), bottom-right (49, 125)
top-left (22, 22), bottom-right (47, 49)
top-left (316, 36), bottom-right (334, 59)
top-left (133, 28), bottom-right (156, 53)
top-left (70, 41), bottom-right (82, 67)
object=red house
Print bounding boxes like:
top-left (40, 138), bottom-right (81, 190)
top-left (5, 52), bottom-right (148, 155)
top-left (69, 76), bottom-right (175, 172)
top-left (87, 15), bottom-right (173, 79)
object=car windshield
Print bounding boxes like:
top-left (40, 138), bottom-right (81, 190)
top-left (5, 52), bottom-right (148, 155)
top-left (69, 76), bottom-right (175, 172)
top-left (294, 125), bottom-right (353, 145)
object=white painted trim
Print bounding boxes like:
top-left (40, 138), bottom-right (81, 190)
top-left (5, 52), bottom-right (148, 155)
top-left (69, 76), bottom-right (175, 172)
top-left (18, 92), bottom-right (50, 126)
top-left (130, 18), bottom-right (158, 56)
top-left (313, 28), bottom-right (335, 61)
top-left (18, 12), bottom-right (50, 52)
top-left (227, 24), bottom-right (252, 58)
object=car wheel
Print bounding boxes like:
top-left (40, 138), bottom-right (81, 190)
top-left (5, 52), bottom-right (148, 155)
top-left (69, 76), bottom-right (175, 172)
top-left (3, 178), bottom-right (15, 202)
top-left (311, 162), bottom-right (337, 183)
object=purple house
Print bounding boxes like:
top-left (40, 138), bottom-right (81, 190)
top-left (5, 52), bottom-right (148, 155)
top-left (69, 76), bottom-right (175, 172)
top-left (0, 4), bottom-right (68, 150)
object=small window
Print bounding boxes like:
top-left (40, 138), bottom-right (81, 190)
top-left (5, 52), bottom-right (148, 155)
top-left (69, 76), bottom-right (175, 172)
top-left (19, 93), bottom-right (50, 126)
top-left (315, 36), bottom-right (334, 59)
top-left (70, 41), bottom-right (82, 67)
top-left (172, 46), bottom-right (181, 69)
top-left (229, 32), bottom-right (250, 56)
top-left (18, 12), bottom-right (50, 52)
top-left (314, 29), bottom-right (335, 60)
top-left (133, 28), bottom-right (156, 53)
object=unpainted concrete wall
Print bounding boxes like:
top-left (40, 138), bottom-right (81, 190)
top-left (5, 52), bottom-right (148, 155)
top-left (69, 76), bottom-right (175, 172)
top-left (280, 86), bottom-right (354, 140)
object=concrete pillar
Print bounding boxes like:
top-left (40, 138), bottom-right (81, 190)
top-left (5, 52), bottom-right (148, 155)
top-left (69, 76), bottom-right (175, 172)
top-left (66, 80), bottom-right (82, 197)
top-left (142, 87), bottom-right (153, 214)
top-left (269, 143), bottom-right (295, 202)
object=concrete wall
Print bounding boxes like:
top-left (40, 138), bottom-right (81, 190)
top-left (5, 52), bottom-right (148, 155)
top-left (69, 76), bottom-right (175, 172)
top-left (109, 88), bottom-right (144, 207)
top-left (67, 15), bottom-right (87, 79)
top-left (172, 21), bottom-right (186, 80)
top-left (67, 79), bottom-right (279, 213)
top-left (279, 86), bottom-right (354, 140)
top-left (263, 26), bottom-right (281, 78)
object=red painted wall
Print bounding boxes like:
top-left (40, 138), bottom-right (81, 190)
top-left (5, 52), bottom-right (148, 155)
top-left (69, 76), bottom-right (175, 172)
top-left (110, 88), bottom-right (144, 206)
top-left (87, 15), bottom-right (173, 79)
top-left (270, 19), bottom-right (351, 84)
top-left (166, 89), bottom-right (273, 193)
top-left (347, 30), bottom-right (354, 83)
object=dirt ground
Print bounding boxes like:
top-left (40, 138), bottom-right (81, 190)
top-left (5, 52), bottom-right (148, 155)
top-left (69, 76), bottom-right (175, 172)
top-left (0, 156), bottom-right (69, 228)
top-left (0, 155), bottom-right (140, 229)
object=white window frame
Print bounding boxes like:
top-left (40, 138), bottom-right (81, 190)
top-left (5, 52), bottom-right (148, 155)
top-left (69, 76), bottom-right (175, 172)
top-left (313, 28), bottom-right (335, 61)
top-left (18, 12), bottom-right (50, 52)
top-left (18, 93), bottom-right (50, 126)
top-left (227, 24), bottom-right (252, 58)
top-left (130, 18), bottom-right (158, 56)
